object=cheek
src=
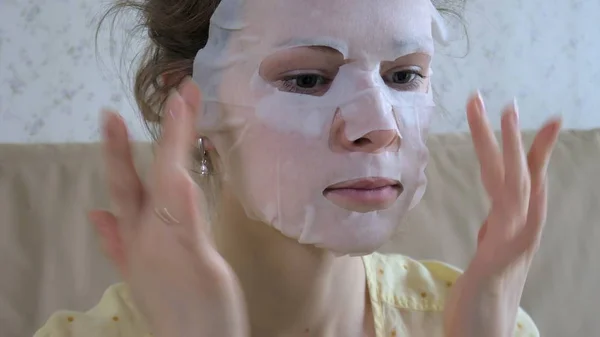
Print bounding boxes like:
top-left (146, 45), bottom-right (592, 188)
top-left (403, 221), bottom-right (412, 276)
top-left (216, 123), bottom-right (326, 177)
top-left (213, 123), bottom-right (332, 214)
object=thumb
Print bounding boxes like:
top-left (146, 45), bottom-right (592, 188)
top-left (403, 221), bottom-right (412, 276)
top-left (88, 210), bottom-right (129, 277)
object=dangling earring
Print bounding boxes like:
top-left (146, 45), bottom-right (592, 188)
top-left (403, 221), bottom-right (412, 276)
top-left (197, 137), bottom-right (211, 176)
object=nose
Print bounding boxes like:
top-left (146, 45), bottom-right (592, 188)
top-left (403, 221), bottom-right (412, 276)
top-left (329, 111), bottom-right (401, 153)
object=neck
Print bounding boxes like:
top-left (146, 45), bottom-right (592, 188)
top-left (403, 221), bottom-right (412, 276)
top-left (212, 188), bottom-right (372, 337)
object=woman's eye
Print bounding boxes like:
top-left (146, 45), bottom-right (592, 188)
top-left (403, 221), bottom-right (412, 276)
top-left (383, 69), bottom-right (426, 91)
top-left (392, 71), bottom-right (417, 84)
top-left (277, 74), bottom-right (331, 96)
top-left (294, 74), bottom-right (323, 88)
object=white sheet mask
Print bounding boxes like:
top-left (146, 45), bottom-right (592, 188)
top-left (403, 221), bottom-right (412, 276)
top-left (193, 0), bottom-right (446, 255)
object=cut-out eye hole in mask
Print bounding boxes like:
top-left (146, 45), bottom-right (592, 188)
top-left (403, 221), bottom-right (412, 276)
top-left (193, 0), bottom-right (447, 256)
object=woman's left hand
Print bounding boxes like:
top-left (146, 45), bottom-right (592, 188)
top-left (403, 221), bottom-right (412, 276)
top-left (444, 93), bottom-right (562, 337)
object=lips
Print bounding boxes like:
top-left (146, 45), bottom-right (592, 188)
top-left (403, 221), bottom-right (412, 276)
top-left (323, 177), bottom-right (404, 213)
top-left (325, 177), bottom-right (403, 192)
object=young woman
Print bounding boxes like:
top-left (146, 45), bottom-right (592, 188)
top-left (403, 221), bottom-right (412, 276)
top-left (35, 0), bottom-right (561, 336)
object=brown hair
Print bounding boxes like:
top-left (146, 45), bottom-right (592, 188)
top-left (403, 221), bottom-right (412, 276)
top-left (98, 0), bottom-right (466, 141)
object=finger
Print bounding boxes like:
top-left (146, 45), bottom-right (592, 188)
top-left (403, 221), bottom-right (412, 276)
top-left (510, 176), bottom-right (548, 256)
top-left (150, 90), bottom-right (205, 231)
top-left (101, 111), bottom-right (145, 228)
top-left (507, 119), bottom-right (561, 257)
top-left (466, 92), bottom-right (503, 196)
top-left (501, 101), bottom-right (529, 209)
top-left (88, 210), bottom-right (128, 277)
top-left (527, 118), bottom-right (562, 194)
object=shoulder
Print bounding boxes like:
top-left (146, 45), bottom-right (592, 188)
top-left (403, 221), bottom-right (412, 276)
top-left (362, 253), bottom-right (539, 336)
top-left (33, 283), bottom-right (150, 337)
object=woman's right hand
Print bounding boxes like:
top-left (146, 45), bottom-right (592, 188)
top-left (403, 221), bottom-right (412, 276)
top-left (88, 77), bottom-right (249, 337)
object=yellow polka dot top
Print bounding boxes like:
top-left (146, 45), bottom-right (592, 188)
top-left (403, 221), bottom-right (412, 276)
top-left (34, 252), bottom-right (539, 337)
top-left (363, 253), bottom-right (538, 337)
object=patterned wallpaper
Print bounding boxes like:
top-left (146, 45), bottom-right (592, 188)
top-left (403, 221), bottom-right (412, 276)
top-left (1, 0), bottom-right (599, 143)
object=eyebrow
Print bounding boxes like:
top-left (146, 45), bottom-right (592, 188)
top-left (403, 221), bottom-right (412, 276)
top-left (273, 36), bottom-right (434, 57)
top-left (274, 38), bottom-right (347, 54)
top-left (392, 36), bottom-right (434, 55)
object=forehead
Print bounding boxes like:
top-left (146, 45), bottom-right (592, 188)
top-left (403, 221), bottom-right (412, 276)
top-left (214, 0), bottom-right (436, 57)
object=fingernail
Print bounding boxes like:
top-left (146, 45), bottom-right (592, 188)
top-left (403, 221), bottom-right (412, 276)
top-left (169, 109), bottom-right (178, 120)
top-left (101, 109), bottom-right (111, 125)
top-left (549, 114), bottom-right (563, 126)
top-left (475, 90), bottom-right (485, 114)
top-left (100, 110), bottom-right (115, 138)
top-left (512, 98), bottom-right (520, 122)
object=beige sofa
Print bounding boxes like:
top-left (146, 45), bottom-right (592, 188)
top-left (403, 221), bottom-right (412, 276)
top-left (1, 129), bottom-right (599, 337)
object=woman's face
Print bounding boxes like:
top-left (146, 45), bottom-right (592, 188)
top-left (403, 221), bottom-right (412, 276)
top-left (193, 0), bottom-right (441, 255)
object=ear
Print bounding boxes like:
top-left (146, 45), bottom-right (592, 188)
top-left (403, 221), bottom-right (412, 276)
top-left (195, 135), bottom-right (216, 151)
top-left (175, 78), bottom-right (213, 152)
